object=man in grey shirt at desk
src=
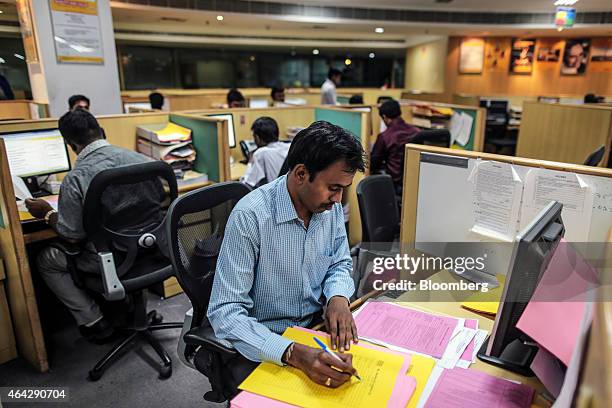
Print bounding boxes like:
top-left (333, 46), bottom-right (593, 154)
top-left (25, 109), bottom-right (159, 343)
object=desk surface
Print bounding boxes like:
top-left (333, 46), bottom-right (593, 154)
top-left (370, 270), bottom-right (548, 407)
top-left (230, 162), bottom-right (247, 181)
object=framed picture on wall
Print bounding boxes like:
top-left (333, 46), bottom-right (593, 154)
top-left (459, 38), bottom-right (485, 74)
top-left (509, 38), bottom-right (535, 74)
top-left (561, 39), bottom-right (590, 75)
top-left (591, 38), bottom-right (612, 62)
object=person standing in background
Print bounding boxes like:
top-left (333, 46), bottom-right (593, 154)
top-left (321, 68), bottom-right (342, 105)
top-left (148, 92), bottom-right (165, 110)
top-left (68, 95), bottom-right (90, 111)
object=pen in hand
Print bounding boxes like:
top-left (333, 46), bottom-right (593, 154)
top-left (313, 337), bottom-right (362, 381)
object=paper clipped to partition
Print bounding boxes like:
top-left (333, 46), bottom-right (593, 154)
top-left (239, 327), bottom-right (416, 408)
top-left (519, 169), bottom-right (594, 242)
top-left (468, 161), bottom-right (524, 242)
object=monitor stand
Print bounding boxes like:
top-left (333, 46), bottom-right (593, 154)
top-left (22, 176), bottom-right (50, 198)
top-left (476, 337), bottom-right (537, 377)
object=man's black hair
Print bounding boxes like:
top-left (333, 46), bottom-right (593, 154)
top-left (349, 95), bottom-right (363, 104)
top-left (149, 92), bottom-right (164, 109)
top-left (68, 94), bottom-right (90, 110)
top-left (58, 109), bottom-right (102, 146)
top-left (378, 99), bottom-right (402, 119)
top-left (227, 88), bottom-right (245, 104)
top-left (328, 68), bottom-right (342, 79)
top-left (271, 87), bottom-right (285, 99)
top-left (251, 117), bottom-right (279, 144)
top-left (287, 121), bottom-right (366, 181)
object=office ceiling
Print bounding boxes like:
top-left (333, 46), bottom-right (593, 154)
top-left (250, 0), bottom-right (612, 13)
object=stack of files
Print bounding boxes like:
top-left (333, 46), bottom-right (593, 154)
top-left (508, 105), bottom-right (522, 126)
top-left (353, 301), bottom-right (487, 369)
top-left (136, 122), bottom-right (195, 171)
top-left (234, 326), bottom-right (437, 408)
top-left (136, 122), bottom-right (192, 145)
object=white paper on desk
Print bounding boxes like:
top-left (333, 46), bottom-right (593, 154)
top-left (416, 364), bottom-right (445, 408)
top-left (13, 176), bottom-right (33, 201)
top-left (520, 169), bottom-right (593, 242)
top-left (455, 329), bottom-right (488, 368)
top-left (438, 324), bottom-right (477, 369)
top-left (455, 112), bottom-right (473, 146)
top-left (469, 161), bottom-right (524, 242)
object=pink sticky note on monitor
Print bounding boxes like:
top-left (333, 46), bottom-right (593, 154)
top-left (425, 367), bottom-right (534, 408)
top-left (354, 302), bottom-right (459, 358)
top-left (459, 319), bottom-right (478, 363)
top-left (516, 239), bottom-right (598, 365)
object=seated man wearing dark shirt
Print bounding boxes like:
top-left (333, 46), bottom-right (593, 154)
top-left (25, 109), bottom-right (161, 343)
top-left (370, 99), bottom-right (420, 195)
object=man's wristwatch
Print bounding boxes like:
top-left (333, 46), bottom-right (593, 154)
top-left (44, 209), bottom-right (57, 224)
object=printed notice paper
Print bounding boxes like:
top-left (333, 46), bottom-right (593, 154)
top-left (520, 169), bottom-right (594, 241)
top-left (424, 367), bottom-right (534, 408)
top-left (469, 161), bottom-right (523, 242)
top-left (353, 302), bottom-right (459, 359)
top-left (239, 327), bottom-right (416, 408)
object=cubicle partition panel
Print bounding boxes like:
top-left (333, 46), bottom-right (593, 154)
top-left (180, 106), bottom-right (316, 164)
top-left (314, 107), bottom-right (370, 246)
top-left (517, 102), bottom-right (612, 166)
top-left (169, 113), bottom-right (230, 182)
top-left (0, 100), bottom-right (49, 121)
top-left (0, 139), bottom-right (47, 372)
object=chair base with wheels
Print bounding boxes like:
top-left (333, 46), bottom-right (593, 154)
top-left (88, 290), bottom-right (183, 381)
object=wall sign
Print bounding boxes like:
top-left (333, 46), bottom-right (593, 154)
top-left (50, 0), bottom-right (104, 64)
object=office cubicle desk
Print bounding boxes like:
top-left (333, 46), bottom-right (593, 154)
top-left (517, 102), bottom-right (612, 166)
top-left (0, 112), bottom-right (230, 372)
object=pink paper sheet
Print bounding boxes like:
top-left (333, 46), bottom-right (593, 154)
top-left (232, 327), bottom-right (417, 408)
top-left (516, 239), bottom-right (598, 365)
top-left (424, 368), bottom-right (534, 408)
top-left (530, 347), bottom-right (565, 398)
top-left (459, 319), bottom-right (478, 364)
top-left (354, 302), bottom-right (459, 358)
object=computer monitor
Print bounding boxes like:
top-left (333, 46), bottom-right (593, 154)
top-left (0, 128), bottom-right (71, 196)
top-left (477, 200), bottom-right (565, 376)
top-left (249, 98), bottom-right (269, 108)
top-left (206, 113), bottom-right (236, 148)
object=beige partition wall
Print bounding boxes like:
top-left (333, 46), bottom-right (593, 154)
top-left (517, 102), bottom-right (612, 166)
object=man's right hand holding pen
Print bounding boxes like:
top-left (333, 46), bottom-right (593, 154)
top-left (284, 343), bottom-right (357, 388)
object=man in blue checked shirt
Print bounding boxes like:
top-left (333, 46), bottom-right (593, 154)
top-left (208, 121), bottom-right (366, 393)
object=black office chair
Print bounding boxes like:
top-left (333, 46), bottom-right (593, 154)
top-left (583, 145), bottom-right (605, 167)
top-left (53, 161), bottom-right (183, 381)
top-left (352, 175), bottom-right (401, 294)
top-left (167, 182), bottom-right (251, 403)
top-left (357, 175), bottom-right (400, 243)
top-left (412, 129), bottom-right (451, 148)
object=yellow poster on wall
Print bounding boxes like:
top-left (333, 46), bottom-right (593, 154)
top-left (49, 0), bottom-right (104, 64)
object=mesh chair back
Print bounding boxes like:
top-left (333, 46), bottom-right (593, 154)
top-left (82, 161), bottom-right (177, 279)
top-left (356, 175), bottom-right (400, 243)
top-left (583, 145), bottom-right (605, 167)
top-left (412, 129), bottom-right (451, 148)
top-left (166, 182), bottom-right (251, 327)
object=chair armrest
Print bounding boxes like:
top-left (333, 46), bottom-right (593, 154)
top-left (98, 252), bottom-right (126, 301)
top-left (184, 326), bottom-right (236, 356)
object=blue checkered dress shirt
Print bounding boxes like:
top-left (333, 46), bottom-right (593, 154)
top-left (207, 175), bottom-right (355, 365)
